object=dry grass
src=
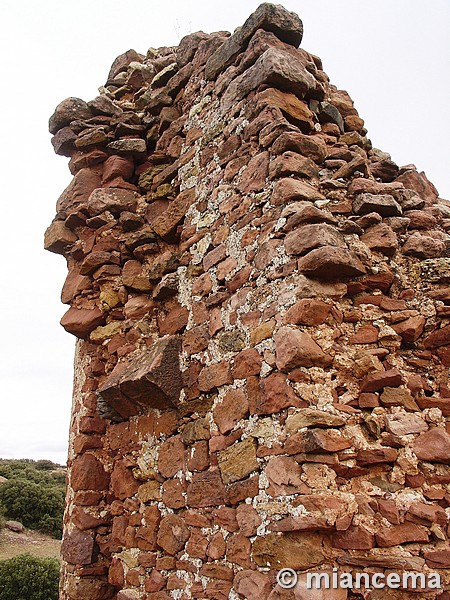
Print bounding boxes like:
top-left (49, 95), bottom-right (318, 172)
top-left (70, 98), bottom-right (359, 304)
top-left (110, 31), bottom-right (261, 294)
top-left (0, 528), bottom-right (60, 560)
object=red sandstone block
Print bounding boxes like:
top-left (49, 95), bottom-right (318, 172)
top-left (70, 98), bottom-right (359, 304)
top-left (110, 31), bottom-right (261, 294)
top-left (198, 361), bottom-right (233, 392)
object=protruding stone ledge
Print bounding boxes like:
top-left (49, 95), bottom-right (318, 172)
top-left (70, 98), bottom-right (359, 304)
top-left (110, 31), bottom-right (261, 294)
top-left (44, 220), bottom-right (78, 255)
top-left (97, 335), bottom-right (182, 417)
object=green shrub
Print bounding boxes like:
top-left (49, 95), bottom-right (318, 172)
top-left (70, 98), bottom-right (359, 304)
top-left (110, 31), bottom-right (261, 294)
top-left (0, 459), bottom-right (65, 487)
top-left (0, 480), bottom-right (64, 539)
top-left (0, 554), bottom-right (60, 600)
top-left (35, 460), bottom-right (59, 471)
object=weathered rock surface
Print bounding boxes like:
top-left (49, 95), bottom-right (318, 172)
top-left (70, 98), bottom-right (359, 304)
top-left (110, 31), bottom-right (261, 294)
top-left (298, 246), bottom-right (367, 280)
top-left (60, 307), bottom-right (105, 339)
top-left (44, 220), bottom-right (78, 255)
top-left (413, 428), bottom-right (450, 463)
top-left (217, 438), bottom-right (259, 484)
top-left (222, 47), bottom-right (319, 110)
top-left (61, 528), bottom-right (95, 565)
top-left (353, 193), bottom-right (402, 217)
top-left (206, 3), bottom-right (303, 80)
top-left (49, 97), bottom-right (92, 134)
top-left (284, 224), bottom-right (344, 255)
top-left (274, 326), bottom-right (333, 369)
top-left (252, 532), bottom-right (324, 569)
top-left (45, 5), bottom-right (450, 600)
top-left (98, 336), bottom-right (182, 415)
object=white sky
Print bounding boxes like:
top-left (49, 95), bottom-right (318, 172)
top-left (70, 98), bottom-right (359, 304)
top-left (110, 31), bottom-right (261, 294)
top-left (0, 0), bottom-right (448, 465)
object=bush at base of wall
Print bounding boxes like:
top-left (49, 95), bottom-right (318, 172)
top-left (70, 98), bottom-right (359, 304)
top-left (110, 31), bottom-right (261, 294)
top-left (0, 554), bottom-right (60, 600)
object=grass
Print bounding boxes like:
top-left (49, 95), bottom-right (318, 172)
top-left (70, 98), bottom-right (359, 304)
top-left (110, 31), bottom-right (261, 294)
top-left (0, 528), bottom-right (60, 561)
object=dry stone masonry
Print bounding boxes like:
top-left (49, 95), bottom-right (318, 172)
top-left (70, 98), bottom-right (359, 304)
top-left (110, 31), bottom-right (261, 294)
top-left (45, 4), bottom-right (450, 599)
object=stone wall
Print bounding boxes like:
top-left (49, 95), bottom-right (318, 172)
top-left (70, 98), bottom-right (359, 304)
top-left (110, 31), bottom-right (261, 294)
top-left (45, 4), bottom-right (450, 599)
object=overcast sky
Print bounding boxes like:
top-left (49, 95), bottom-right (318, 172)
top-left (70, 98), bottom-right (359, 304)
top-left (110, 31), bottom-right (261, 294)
top-left (0, 0), bottom-right (448, 465)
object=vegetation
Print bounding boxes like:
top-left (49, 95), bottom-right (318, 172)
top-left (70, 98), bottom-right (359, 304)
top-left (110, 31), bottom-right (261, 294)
top-left (0, 459), bottom-right (65, 539)
top-left (0, 459), bottom-right (65, 486)
top-left (0, 554), bottom-right (60, 600)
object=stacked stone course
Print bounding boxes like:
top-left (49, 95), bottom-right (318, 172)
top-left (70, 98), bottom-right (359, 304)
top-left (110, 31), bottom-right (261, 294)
top-left (45, 4), bottom-right (450, 599)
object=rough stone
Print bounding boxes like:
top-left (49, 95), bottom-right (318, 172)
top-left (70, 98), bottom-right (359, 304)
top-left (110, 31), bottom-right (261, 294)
top-left (152, 188), bottom-right (196, 238)
top-left (413, 428), bottom-right (450, 463)
top-left (284, 298), bottom-right (331, 326)
top-left (254, 371), bottom-right (298, 415)
top-left (385, 413), bottom-right (428, 436)
top-left (269, 153), bottom-right (319, 180)
top-left (361, 223), bottom-right (398, 256)
top-left (213, 389), bottom-right (249, 434)
top-left (60, 307), bottom-right (105, 339)
top-left (106, 139), bottom-right (147, 158)
top-left (392, 316), bottom-right (426, 343)
top-left (66, 576), bottom-right (115, 600)
top-left (186, 470), bottom-right (227, 508)
top-left (258, 88), bottom-right (314, 131)
top-left (286, 409), bottom-right (345, 432)
top-left (348, 324), bottom-right (378, 344)
top-left (360, 369), bottom-right (404, 392)
top-left (57, 167), bottom-right (102, 212)
top-left (375, 523), bottom-right (429, 547)
top-left (222, 47), bottom-right (319, 111)
top-left (110, 461), bottom-right (139, 500)
top-left (122, 260), bottom-right (152, 292)
top-left (205, 3), bottom-right (303, 80)
top-left (232, 349), bottom-right (262, 378)
top-left (49, 97), bottom-right (92, 134)
top-left (158, 436), bottom-right (185, 478)
top-left (403, 231), bottom-right (446, 259)
top-left (353, 193), bottom-right (402, 217)
top-left (157, 514), bottom-right (190, 555)
top-left (237, 152), bottom-right (269, 193)
top-left (332, 526), bottom-right (375, 550)
top-left (108, 49), bottom-right (143, 80)
top-left (61, 529), bottom-right (94, 565)
top-left (356, 447), bottom-right (398, 465)
top-left (265, 456), bottom-right (304, 496)
top-left (252, 532), bottom-right (325, 569)
top-left (272, 131), bottom-right (328, 163)
top-left (4, 520), bottom-right (24, 533)
top-left (52, 126), bottom-right (78, 156)
top-left (424, 324), bottom-right (450, 350)
top-left (424, 550), bottom-right (450, 569)
top-left (217, 438), bottom-right (259, 484)
top-left (44, 220), bottom-right (78, 255)
top-left (88, 187), bottom-right (138, 216)
top-left (274, 327), bottom-right (333, 370)
top-left (273, 178), bottom-right (326, 206)
top-left (198, 361), bottom-right (233, 392)
top-left (284, 429), bottom-right (352, 454)
top-left (284, 224), bottom-right (343, 255)
top-left (236, 504), bottom-right (262, 537)
top-left (233, 570), bottom-right (271, 600)
top-left (71, 454), bottom-right (110, 491)
top-left (97, 336), bottom-right (182, 415)
top-left (298, 246), bottom-right (367, 280)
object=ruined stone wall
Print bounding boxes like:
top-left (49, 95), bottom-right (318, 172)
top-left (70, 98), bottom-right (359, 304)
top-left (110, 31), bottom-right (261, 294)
top-left (45, 4), bottom-right (450, 599)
